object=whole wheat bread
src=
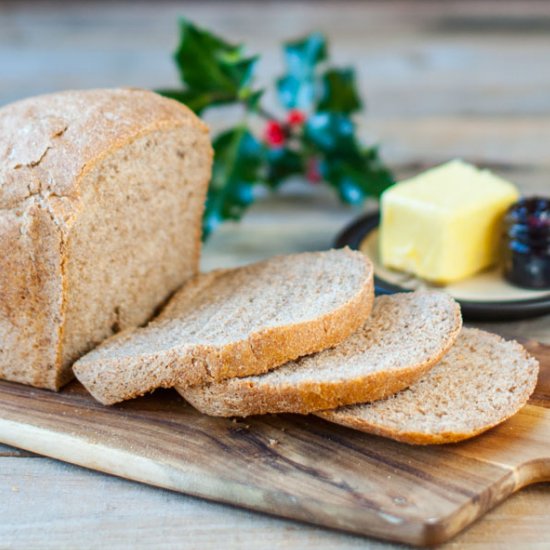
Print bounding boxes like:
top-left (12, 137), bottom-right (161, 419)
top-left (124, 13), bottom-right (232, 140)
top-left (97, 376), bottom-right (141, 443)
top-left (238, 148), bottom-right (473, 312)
top-left (179, 291), bottom-right (462, 416)
top-left (0, 88), bottom-right (212, 390)
top-left (73, 248), bottom-right (374, 405)
top-left (318, 328), bottom-right (539, 444)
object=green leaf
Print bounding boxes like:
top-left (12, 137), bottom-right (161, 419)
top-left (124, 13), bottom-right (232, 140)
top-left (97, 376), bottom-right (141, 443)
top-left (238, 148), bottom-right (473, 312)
top-left (304, 112), bottom-right (356, 155)
top-left (240, 88), bottom-right (264, 112)
top-left (162, 18), bottom-right (260, 115)
top-left (359, 146), bottom-right (396, 198)
top-left (276, 75), bottom-right (316, 110)
top-left (327, 148), bottom-right (394, 203)
top-left (276, 33), bottom-right (327, 109)
top-left (265, 147), bottom-right (304, 188)
top-left (284, 33), bottom-right (327, 75)
top-left (322, 150), bottom-right (394, 203)
top-left (317, 68), bottom-right (362, 114)
top-left (157, 89), bottom-right (237, 115)
top-left (159, 20), bottom-right (393, 238)
top-left (174, 19), bottom-right (257, 94)
top-left (203, 126), bottom-right (264, 239)
top-left (324, 160), bottom-right (367, 203)
top-left (304, 113), bottom-right (394, 202)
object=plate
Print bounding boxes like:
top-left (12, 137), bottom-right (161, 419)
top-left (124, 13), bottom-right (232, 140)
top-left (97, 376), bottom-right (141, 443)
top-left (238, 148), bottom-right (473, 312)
top-left (335, 212), bottom-right (550, 321)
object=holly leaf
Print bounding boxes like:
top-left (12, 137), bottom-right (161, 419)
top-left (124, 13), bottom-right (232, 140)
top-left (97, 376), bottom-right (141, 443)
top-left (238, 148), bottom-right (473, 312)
top-left (304, 112), bottom-right (356, 154)
top-left (305, 113), bottom-right (394, 202)
top-left (276, 33), bottom-right (327, 110)
top-left (159, 19), bottom-right (260, 114)
top-left (158, 86), bottom-right (264, 116)
top-left (317, 68), bottom-right (362, 114)
top-left (322, 151), bottom-right (394, 203)
top-left (283, 32), bottom-right (327, 75)
top-left (241, 88), bottom-right (264, 112)
top-left (203, 126), bottom-right (264, 238)
top-left (158, 21), bottom-right (394, 238)
top-left (359, 146), bottom-right (395, 198)
top-left (157, 88), bottom-right (236, 115)
top-left (264, 147), bottom-right (304, 189)
top-left (174, 19), bottom-right (257, 93)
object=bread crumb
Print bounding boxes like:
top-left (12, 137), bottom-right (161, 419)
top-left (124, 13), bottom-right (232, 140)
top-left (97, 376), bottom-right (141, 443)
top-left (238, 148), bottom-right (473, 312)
top-left (268, 438), bottom-right (278, 447)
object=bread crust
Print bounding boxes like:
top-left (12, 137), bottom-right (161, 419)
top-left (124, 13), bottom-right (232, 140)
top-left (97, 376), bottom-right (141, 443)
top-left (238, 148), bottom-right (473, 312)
top-left (74, 250), bottom-right (375, 405)
top-left (0, 89), bottom-right (212, 390)
top-left (178, 359), bottom-right (441, 417)
top-left (318, 328), bottom-right (539, 444)
top-left (200, 254), bottom-right (375, 383)
top-left (0, 204), bottom-right (64, 389)
top-left (179, 291), bottom-right (462, 417)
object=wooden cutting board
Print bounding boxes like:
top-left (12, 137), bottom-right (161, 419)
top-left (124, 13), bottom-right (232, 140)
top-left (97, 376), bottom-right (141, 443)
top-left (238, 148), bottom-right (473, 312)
top-left (0, 341), bottom-right (549, 547)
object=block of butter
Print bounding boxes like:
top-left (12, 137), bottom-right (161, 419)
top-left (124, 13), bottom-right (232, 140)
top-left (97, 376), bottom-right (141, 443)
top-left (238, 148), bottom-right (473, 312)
top-left (379, 159), bottom-right (519, 284)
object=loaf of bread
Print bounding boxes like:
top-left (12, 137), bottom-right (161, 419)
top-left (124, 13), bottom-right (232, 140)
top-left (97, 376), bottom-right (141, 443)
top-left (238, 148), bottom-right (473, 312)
top-left (179, 291), bottom-right (462, 416)
top-left (73, 249), bottom-right (374, 405)
top-left (0, 88), bottom-right (212, 390)
top-left (318, 328), bottom-right (539, 444)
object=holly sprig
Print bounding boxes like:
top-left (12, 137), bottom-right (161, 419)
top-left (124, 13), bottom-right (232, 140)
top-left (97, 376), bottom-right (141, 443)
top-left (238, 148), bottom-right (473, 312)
top-left (159, 19), bottom-right (394, 239)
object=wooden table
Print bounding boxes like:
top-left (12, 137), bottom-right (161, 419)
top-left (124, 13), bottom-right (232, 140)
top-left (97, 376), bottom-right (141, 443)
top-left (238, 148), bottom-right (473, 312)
top-left (1, 1), bottom-right (549, 547)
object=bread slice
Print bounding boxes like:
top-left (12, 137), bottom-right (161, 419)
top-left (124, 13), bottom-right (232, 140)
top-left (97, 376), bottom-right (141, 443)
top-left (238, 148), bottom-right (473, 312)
top-left (318, 328), bottom-right (539, 445)
top-left (73, 248), bottom-right (374, 405)
top-left (0, 88), bottom-right (212, 390)
top-left (178, 291), bottom-right (462, 417)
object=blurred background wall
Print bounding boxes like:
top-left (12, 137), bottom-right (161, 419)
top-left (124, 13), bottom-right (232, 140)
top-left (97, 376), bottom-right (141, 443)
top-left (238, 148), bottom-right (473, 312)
top-left (1, 0), bottom-right (550, 183)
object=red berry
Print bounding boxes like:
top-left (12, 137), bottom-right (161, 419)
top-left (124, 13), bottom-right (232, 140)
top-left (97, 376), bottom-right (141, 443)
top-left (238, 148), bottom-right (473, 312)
top-left (287, 109), bottom-right (306, 126)
top-left (264, 120), bottom-right (285, 146)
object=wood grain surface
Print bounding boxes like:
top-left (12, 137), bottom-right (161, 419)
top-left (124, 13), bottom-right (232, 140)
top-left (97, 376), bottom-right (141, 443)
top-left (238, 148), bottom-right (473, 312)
top-left (2, 1), bottom-right (550, 548)
top-left (0, 342), bottom-right (548, 547)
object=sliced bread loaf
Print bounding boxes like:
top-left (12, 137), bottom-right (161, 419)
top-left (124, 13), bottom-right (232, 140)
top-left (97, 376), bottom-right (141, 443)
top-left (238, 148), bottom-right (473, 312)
top-left (0, 88), bottom-right (212, 390)
top-left (73, 248), bottom-right (374, 405)
top-left (318, 328), bottom-right (539, 444)
top-left (178, 291), bottom-right (462, 417)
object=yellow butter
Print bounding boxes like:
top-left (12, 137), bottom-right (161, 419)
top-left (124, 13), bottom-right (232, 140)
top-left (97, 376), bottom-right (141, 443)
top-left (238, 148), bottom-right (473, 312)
top-left (379, 159), bottom-right (520, 284)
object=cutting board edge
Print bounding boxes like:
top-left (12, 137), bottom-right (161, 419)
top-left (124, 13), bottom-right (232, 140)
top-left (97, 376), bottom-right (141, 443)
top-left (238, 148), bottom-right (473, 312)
top-left (0, 405), bottom-right (546, 548)
top-left (0, 339), bottom-right (548, 547)
top-left (0, 415), bottom-right (440, 546)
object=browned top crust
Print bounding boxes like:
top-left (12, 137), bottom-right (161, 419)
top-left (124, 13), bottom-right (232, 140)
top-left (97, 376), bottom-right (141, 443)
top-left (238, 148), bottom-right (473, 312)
top-left (0, 88), bottom-right (207, 223)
